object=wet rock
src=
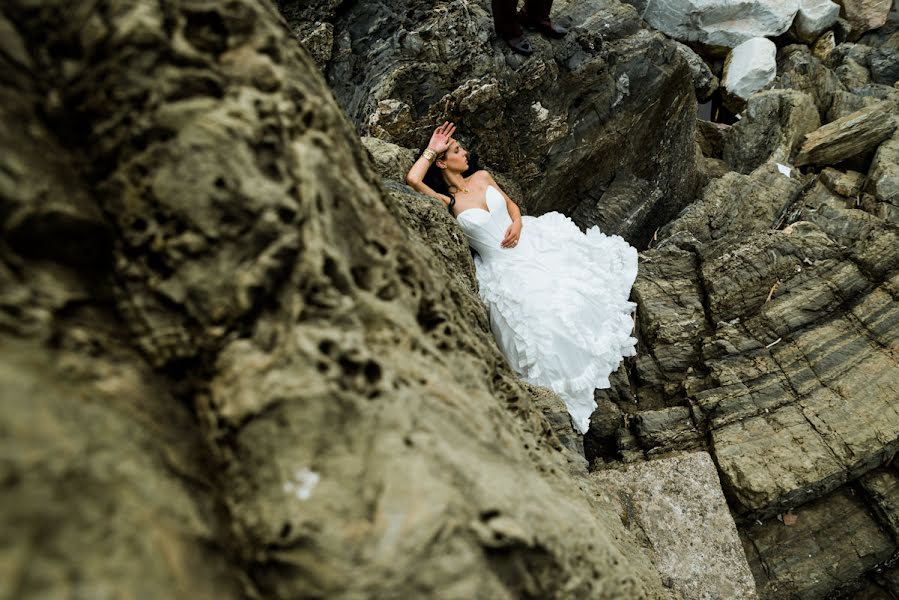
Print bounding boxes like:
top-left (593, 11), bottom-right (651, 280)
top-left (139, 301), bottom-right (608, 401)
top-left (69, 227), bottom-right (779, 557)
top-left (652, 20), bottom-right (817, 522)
top-left (794, 100), bottom-right (899, 166)
top-left (722, 89), bottom-right (821, 173)
top-left (740, 487), bottom-right (895, 598)
top-left (722, 37), bottom-right (778, 105)
top-left (641, 0), bottom-right (800, 49)
top-left (593, 452), bottom-right (759, 600)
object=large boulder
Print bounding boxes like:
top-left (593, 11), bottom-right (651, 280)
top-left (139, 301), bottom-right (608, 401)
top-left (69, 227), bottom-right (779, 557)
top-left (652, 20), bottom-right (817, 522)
top-left (593, 452), bottom-right (759, 600)
top-left (838, 0), bottom-right (894, 40)
top-left (794, 100), bottom-right (899, 165)
top-left (282, 0), bottom-right (699, 248)
top-left (722, 38), bottom-right (778, 106)
top-left (1, 0), bottom-right (677, 598)
top-left (641, 0), bottom-right (801, 49)
top-left (793, 0), bottom-right (842, 43)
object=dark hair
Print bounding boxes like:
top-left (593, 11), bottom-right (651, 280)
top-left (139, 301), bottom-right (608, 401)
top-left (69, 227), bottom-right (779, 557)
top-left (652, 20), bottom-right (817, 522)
top-left (422, 148), bottom-right (481, 217)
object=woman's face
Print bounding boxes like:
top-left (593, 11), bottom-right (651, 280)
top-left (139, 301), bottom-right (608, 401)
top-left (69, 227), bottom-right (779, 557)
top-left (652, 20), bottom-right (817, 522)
top-left (440, 139), bottom-right (469, 172)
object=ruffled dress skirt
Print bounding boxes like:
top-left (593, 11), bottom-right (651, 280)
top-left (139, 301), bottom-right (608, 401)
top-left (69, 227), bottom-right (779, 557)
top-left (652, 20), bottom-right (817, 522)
top-left (473, 212), bottom-right (639, 434)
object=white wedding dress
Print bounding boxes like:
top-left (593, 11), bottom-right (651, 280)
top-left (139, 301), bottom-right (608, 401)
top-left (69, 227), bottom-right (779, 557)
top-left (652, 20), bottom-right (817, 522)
top-left (456, 185), bottom-right (639, 434)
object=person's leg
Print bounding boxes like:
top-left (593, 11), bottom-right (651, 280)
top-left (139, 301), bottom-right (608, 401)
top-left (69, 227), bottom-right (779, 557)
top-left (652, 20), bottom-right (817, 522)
top-left (520, 0), bottom-right (566, 37)
top-left (491, 0), bottom-right (523, 39)
top-left (520, 0), bottom-right (552, 26)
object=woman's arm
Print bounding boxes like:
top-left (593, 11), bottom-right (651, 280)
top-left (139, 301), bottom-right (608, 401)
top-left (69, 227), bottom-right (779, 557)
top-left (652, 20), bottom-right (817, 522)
top-left (405, 122), bottom-right (455, 204)
top-left (485, 172), bottom-right (522, 223)
top-left (484, 172), bottom-right (522, 248)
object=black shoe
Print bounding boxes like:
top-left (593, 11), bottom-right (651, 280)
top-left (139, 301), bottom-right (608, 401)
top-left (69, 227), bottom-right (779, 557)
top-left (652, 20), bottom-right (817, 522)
top-left (504, 35), bottom-right (534, 56)
top-left (525, 20), bottom-right (568, 39)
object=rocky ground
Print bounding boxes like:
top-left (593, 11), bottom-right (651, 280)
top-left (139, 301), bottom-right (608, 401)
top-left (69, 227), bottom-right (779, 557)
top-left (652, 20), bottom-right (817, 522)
top-left (2, 0), bottom-right (898, 598)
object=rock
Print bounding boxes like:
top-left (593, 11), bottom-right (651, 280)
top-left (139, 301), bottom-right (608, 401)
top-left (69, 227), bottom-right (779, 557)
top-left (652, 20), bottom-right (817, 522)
top-left (632, 244), bottom-right (708, 400)
top-left (865, 130), bottom-right (899, 218)
top-left (827, 89), bottom-right (877, 120)
top-left (793, 0), bottom-right (842, 43)
top-left (583, 397), bottom-right (625, 463)
top-left (838, 0), bottom-right (893, 40)
top-left (812, 30), bottom-right (837, 60)
top-left (633, 406), bottom-right (703, 455)
top-left (593, 452), bottom-right (759, 600)
top-left (526, 383), bottom-right (589, 471)
top-left (2, 1), bottom-right (680, 598)
top-left (722, 38), bottom-right (778, 103)
top-left (722, 89), bottom-right (821, 173)
top-left (771, 44), bottom-right (846, 119)
top-left (795, 100), bottom-right (899, 165)
top-left (675, 41), bottom-right (720, 101)
top-left (820, 166), bottom-right (865, 196)
top-left (869, 45), bottom-right (899, 84)
top-left (296, 0), bottom-right (699, 248)
top-left (660, 162), bottom-right (804, 244)
top-left (696, 119), bottom-right (731, 158)
top-left (641, 0), bottom-right (801, 49)
top-left (859, 466), bottom-right (899, 539)
top-left (360, 136), bottom-right (417, 183)
top-left (740, 487), bottom-right (895, 599)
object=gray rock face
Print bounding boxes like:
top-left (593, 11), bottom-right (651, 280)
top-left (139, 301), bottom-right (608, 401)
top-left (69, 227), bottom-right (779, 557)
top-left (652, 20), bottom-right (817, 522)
top-left (282, 0), bottom-right (699, 247)
top-left (641, 0), bottom-right (801, 48)
top-left (0, 1), bottom-right (676, 598)
top-left (722, 89), bottom-right (821, 173)
top-left (593, 452), bottom-right (759, 600)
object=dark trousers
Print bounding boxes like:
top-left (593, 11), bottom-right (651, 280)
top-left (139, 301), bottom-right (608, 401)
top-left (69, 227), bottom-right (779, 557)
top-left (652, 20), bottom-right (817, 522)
top-left (491, 0), bottom-right (554, 39)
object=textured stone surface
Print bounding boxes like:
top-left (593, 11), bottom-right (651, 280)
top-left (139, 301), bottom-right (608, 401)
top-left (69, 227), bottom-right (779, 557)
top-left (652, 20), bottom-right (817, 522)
top-left (722, 38), bottom-right (778, 102)
top-left (820, 166), bottom-right (865, 196)
top-left (0, 1), bottom-right (677, 598)
top-left (740, 487), bottom-right (895, 599)
top-left (866, 130), bottom-right (899, 219)
top-left (722, 90), bottom-right (821, 173)
top-left (593, 452), bottom-right (759, 600)
top-left (795, 100), bottom-right (898, 165)
top-left (675, 41), bottom-right (719, 101)
top-left (839, 0), bottom-right (893, 40)
top-left (641, 0), bottom-right (800, 48)
top-left (771, 45), bottom-right (846, 120)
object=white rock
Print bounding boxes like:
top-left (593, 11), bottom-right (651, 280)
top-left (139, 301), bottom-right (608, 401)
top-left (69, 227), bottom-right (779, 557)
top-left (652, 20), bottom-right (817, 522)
top-left (593, 452), bottom-right (759, 600)
top-left (642, 0), bottom-right (801, 48)
top-left (723, 38), bottom-right (778, 101)
top-left (794, 0), bottom-right (841, 42)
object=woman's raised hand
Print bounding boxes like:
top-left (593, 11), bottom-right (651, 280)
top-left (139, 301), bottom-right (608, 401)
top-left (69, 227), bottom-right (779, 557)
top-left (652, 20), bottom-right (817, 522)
top-left (427, 121), bottom-right (456, 154)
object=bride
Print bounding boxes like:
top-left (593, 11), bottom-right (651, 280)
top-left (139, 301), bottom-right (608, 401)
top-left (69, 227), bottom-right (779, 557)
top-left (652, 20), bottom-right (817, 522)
top-left (405, 122), bottom-right (639, 434)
